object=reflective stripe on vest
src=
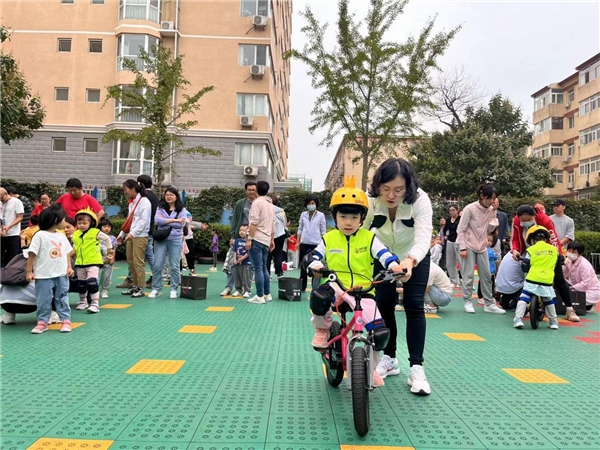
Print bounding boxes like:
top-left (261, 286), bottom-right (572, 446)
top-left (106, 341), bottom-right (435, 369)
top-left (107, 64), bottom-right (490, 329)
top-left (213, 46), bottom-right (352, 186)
top-left (322, 229), bottom-right (375, 291)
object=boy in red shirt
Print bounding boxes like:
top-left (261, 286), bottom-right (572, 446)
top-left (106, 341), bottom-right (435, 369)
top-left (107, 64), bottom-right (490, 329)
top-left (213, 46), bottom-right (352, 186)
top-left (287, 232), bottom-right (298, 268)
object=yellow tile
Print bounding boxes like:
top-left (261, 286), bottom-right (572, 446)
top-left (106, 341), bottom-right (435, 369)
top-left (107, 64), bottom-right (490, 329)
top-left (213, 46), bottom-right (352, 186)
top-left (206, 306), bottom-right (234, 312)
top-left (126, 359), bottom-right (186, 374)
top-left (340, 446), bottom-right (415, 450)
top-left (425, 313), bottom-right (441, 319)
top-left (322, 363), bottom-right (347, 379)
top-left (117, 276), bottom-right (127, 279)
top-left (223, 295), bottom-right (245, 299)
top-left (28, 438), bottom-right (114, 449)
top-left (101, 304), bottom-right (132, 309)
top-left (444, 333), bottom-right (485, 341)
top-left (179, 325), bottom-right (217, 334)
top-left (502, 368), bottom-right (569, 384)
top-left (47, 322), bottom-right (85, 330)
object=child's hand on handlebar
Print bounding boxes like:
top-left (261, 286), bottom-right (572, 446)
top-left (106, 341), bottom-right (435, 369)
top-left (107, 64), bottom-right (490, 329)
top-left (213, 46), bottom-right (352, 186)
top-left (308, 260), bottom-right (324, 278)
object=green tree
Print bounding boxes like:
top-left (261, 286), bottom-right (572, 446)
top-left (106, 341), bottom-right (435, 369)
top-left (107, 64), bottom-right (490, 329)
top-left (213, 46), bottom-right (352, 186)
top-left (286, 0), bottom-right (460, 190)
top-left (0, 26), bottom-right (45, 145)
top-left (102, 45), bottom-right (221, 191)
top-left (408, 94), bottom-right (554, 198)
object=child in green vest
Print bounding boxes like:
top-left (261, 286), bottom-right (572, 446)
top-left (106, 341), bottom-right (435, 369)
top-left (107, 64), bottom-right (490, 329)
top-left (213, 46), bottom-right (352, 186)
top-left (307, 176), bottom-right (405, 387)
top-left (72, 208), bottom-right (113, 313)
top-left (514, 225), bottom-right (559, 329)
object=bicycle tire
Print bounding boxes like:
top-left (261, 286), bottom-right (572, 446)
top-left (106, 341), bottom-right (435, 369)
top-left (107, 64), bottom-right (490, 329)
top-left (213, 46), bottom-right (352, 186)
top-left (322, 322), bottom-right (344, 387)
top-left (530, 294), bottom-right (539, 329)
top-left (351, 346), bottom-right (370, 436)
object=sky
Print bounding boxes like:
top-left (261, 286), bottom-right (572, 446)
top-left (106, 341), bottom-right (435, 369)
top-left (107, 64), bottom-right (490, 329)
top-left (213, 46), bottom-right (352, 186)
top-left (286, 0), bottom-right (600, 191)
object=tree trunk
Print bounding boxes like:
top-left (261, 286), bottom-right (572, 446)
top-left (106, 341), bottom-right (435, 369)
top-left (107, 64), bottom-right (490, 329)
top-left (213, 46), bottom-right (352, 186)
top-left (360, 146), bottom-right (370, 191)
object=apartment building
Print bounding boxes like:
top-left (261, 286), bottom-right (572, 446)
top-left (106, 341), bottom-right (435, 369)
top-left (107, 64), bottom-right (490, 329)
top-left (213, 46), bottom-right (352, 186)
top-left (531, 52), bottom-right (600, 199)
top-left (1, 0), bottom-right (292, 192)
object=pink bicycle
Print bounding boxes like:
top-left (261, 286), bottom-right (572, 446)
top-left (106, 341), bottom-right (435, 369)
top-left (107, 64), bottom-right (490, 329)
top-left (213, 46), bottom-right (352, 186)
top-left (313, 267), bottom-right (405, 436)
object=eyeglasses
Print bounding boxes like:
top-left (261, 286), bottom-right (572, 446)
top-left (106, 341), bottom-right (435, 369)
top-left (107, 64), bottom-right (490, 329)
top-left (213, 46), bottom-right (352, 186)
top-left (380, 186), bottom-right (406, 196)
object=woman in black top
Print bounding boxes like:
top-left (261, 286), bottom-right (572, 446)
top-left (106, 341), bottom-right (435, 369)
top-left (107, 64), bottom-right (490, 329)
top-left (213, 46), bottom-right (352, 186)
top-left (445, 205), bottom-right (461, 286)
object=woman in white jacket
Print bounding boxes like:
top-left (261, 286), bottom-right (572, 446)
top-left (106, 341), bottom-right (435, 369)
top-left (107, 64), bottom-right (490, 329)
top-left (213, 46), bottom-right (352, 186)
top-left (363, 158), bottom-right (433, 395)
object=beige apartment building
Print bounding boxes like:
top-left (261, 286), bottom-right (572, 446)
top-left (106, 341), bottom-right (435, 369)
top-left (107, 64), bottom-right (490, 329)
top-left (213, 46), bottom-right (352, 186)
top-left (324, 135), bottom-right (410, 192)
top-left (531, 52), bottom-right (600, 199)
top-left (1, 0), bottom-right (292, 193)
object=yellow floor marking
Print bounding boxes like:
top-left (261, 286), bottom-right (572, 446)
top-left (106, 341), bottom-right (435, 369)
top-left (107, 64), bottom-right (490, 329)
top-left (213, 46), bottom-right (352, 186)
top-left (502, 368), bottom-right (569, 384)
top-left (340, 446), bottom-right (415, 450)
top-left (28, 438), bottom-right (114, 450)
top-left (101, 304), bottom-right (132, 309)
top-left (425, 313), bottom-right (441, 319)
top-left (179, 325), bottom-right (217, 334)
top-left (47, 322), bottom-right (85, 330)
top-left (322, 363), bottom-right (347, 379)
top-left (223, 295), bottom-right (246, 299)
top-left (126, 359), bottom-right (185, 374)
top-left (444, 332), bottom-right (485, 341)
top-left (206, 306), bottom-right (234, 312)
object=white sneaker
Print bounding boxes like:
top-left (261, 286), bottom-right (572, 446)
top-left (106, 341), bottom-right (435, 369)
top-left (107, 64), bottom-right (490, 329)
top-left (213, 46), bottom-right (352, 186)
top-left (100, 290), bottom-right (109, 299)
top-left (424, 303), bottom-right (438, 313)
top-left (464, 300), bottom-right (475, 314)
top-left (148, 289), bottom-right (160, 299)
top-left (75, 301), bottom-right (89, 310)
top-left (220, 288), bottom-right (231, 296)
top-left (1, 312), bottom-right (16, 325)
top-left (395, 304), bottom-right (404, 312)
top-left (513, 317), bottom-right (524, 329)
top-left (231, 291), bottom-right (242, 297)
top-left (48, 311), bottom-right (61, 324)
top-left (248, 295), bottom-right (266, 304)
top-left (243, 292), bottom-right (250, 298)
top-left (88, 302), bottom-right (100, 314)
top-left (484, 304), bottom-right (506, 314)
top-left (375, 355), bottom-right (400, 379)
top-left (264, 293), bottom-right (273, 302)
top-left (208, 267), bottom-right (218, 272)
top-left (549, 319), bottom-right (559, 330)
top-left (407, 365), bottom-right (431, 395)
top-left (170, 290), bottom-right (178, 299)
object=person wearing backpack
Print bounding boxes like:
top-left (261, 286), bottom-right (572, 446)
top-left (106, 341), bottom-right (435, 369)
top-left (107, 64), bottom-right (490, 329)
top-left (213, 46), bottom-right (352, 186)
top-left (266, 194), bottom-right (287, 279)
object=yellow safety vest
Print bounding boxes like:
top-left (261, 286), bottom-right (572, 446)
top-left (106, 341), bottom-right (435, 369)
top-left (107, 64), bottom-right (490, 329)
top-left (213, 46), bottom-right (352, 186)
top-left (526, 241), bottom-right (557, 286)
top-left (322, 229), bottom-right (375, 291)
top-left (73, 228), bottom-right (103, 266)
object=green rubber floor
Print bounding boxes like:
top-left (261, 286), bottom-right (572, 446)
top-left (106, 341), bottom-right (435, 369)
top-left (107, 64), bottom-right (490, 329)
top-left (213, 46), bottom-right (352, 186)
top-left (1, 263), bottom-right (599, 450)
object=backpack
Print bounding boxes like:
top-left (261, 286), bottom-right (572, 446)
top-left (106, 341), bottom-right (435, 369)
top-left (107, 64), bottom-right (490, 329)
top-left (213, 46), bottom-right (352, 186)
top-left (0, 253), bottom-right (29, 286)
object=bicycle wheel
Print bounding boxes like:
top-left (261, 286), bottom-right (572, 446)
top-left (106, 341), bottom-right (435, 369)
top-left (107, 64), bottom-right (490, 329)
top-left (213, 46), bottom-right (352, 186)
top-left (351, 346), bottom-right (370, 436)
top-left (322, 322), bottom-right (344, 387)
top-left (530, 294), bottom-right (539, 329)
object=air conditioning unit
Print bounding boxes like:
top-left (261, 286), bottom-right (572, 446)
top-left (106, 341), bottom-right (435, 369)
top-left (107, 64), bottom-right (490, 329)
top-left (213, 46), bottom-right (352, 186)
top-left (565, 102), bottom-right (571, 108)
top-left (160, 21), bottom-right (177, 36)
top-left (563, 157), bottom-right (571, 163)
top-left (567, 182), bottom-right (574, 189)
top-left (244, 165), bottom-right (259, 176)
top-left (240, 115), bottom-right (254, 128)
top-left (253, 15), bottom-right (268, 28)
top-left (250, 65), bottom-right (265, 78)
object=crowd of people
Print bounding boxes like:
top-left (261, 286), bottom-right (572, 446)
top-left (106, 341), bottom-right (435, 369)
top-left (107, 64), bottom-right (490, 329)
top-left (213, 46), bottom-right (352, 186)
top-left (1, 158), bottom-right (599, 397)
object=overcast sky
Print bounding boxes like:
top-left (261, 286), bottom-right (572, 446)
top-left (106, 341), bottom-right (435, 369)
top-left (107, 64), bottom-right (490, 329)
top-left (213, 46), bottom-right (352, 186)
top-left (286, 0), bottom-right (600, 191)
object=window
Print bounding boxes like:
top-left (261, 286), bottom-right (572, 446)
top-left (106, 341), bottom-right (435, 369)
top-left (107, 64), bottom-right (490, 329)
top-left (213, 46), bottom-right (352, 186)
top-left (92, 0), bottom-right (104, 3)
top-left (534, 118), bottom-right (551, 135)
top-left (86, 89), bottom-right (101, 103)
top-left (112, 140), bottom-right (154, 175)
top-left (241, 0), bottom-right (269, 16)
top-left (238, 45), bottom-right (270, 66)
top-left (552, 172), bottom-right (564, 184)
top-left (532, 145), bottom-right (549, 158)
top-left (580, 124), bottom-right (600, 145)
top-left (568, 89), bottom-right (575, 102)
top-left (236, 93), bottom-right (269, 116)
top-left (89, 39), bottom-right (103, 53)
top-left (114, 86), bottom-right (143, 122)
top-left (117, 34), bottom-right (159, 71)
top-left (55, 87), bottom-right (69, 101)
top-left (550, 145), bottom-right (563, 157)
top-left (551, 89), bottom-right (563, 104)
top-left (551, 117), bottom-right (563, 130)
top-left (568, 143), bottom-right (575, 156)
top-left (235, 143), bottom-right (267, 166)
top-left (119, 0), bottom-right (161, 23)
top-left (57, 38), bottom-right (72, 52)
top-left (568, 116), bottom-right (575, 129)
top-left (568, 171), bottom-right (575, 184)
top-left (52, 137), bottom-right (67, 152)
top-left (579, 92), bottom-right (600, 116)
top-left (84, 138), bottom-right (98, 153)
top-left (579, 61), bottom-right (600, 86)
top-left (579, 156), bottom-right (600, 176)
top-left (61, 0), bottom-right (74, 3)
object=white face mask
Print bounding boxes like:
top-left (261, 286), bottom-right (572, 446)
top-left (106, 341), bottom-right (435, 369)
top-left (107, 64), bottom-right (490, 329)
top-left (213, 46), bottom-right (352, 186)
top-left (307, 205), bottom-right (316, 211)
top-left (568, 253), bottom-right (578, 261)
top-left (521, 220), bottom-right (535, 228)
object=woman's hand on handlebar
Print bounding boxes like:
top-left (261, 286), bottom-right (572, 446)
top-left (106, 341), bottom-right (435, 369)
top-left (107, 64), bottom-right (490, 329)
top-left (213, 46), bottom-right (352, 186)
top-left (395, 258), bottom-right (414, 282)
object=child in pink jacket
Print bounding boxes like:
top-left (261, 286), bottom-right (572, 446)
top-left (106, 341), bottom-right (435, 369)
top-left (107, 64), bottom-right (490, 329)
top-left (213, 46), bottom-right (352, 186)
top-left (563, 241), bottom-right (600, 311)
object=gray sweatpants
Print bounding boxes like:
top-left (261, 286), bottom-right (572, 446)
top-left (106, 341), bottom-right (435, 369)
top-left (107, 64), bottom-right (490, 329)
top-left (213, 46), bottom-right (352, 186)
top-left (101, 264), bottom-right (114, 290)
top-left (459, 249), bottom-right (494, 306)
top-left (235, 264), bottom-right (252, 293)
top-left (446, 241), bottom-right (460, 285)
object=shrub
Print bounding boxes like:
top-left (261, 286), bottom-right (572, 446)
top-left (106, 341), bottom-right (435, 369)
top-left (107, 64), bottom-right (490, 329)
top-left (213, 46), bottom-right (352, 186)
top-left (573, 231), bottom-right (600, 256)
top-left (0, 178), bottom-right (63, 202)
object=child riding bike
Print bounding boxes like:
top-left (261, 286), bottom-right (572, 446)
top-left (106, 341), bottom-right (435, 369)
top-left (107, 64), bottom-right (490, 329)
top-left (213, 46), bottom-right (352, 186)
top-left (514, 225), bottom-right (560, 330)
top-left (306, 176), bottom-right (406, 386)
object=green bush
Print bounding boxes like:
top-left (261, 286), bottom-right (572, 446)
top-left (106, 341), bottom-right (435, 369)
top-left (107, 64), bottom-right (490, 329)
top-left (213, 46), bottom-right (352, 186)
top-left (574, 231), bottom-right (600, 256)
top-left (104, 185), bottom-right (128, 217)
top-left (0, 178), bottom-right (63, 202)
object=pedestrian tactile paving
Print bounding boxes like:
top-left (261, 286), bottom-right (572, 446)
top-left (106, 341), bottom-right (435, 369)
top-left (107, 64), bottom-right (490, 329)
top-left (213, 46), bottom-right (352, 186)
top-left (464, 419), bottom-right (557, 448)
top-left (26, 438), bottom-right (114, 449)
top-left (179, 325), bottom-right (218, 333)
top-left (144, 390), bottom-right (215, 413)
top-left (266, 414), bottom-right (338, 445)
top-left (335, 416), bottom-right (412, 446)
top-left (193, 413), bottom-right (269, 443)
top-left (443, 332), bottom-right (485, 341)
top-left (47, 322), bottom-right (85, 330)
top-left (119, 412), bottom-right (203, 442)
top-left (101, 304), bottom-right (132, 309)
top-left (45, 410), bottom-right (137, 440)
top-left (502, 368), bottom-right (569, 383)
top-left (207, 306), bottom-right (235, 312)
top-left (400, 418), bottom-right (486, 449)
top-left (526, 420), bottom-right (600, 448)
top-left (126, 359), bottom-right (186, 374)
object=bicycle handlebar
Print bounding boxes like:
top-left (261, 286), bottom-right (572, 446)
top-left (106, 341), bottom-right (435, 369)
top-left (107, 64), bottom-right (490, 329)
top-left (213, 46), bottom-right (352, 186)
top-left (312, 266), bottom-right (407, 294)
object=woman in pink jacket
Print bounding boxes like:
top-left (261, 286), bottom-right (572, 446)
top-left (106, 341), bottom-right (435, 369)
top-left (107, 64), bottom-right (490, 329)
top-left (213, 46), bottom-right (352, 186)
top-left (563, 241), bottom-right (600, 311)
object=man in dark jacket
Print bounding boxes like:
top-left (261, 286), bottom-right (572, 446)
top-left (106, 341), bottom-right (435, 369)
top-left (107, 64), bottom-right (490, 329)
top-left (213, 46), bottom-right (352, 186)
top-left (493, 198), bottom-right (509, 257)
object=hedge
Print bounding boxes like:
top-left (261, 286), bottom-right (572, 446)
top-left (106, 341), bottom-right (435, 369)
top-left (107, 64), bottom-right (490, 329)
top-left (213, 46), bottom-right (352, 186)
top-left (0, 178), bottom-right (63, 202)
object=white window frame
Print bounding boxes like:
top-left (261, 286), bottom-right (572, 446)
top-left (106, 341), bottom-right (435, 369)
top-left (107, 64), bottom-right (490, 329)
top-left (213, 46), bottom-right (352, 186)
top-left (534, 117), bottom-right (551, 136)
top-left (84, 138), bottom-right (99, 153)
top-left (534, 91), bottom-right (549, 112)
top-left (235, 143), bottom-right (267, 166)
top-left (52, 137), bottom-right (67, 152)
top-left (568, 89), bottom-right (575, 102)
top-left (579, 92), bottom-right (600, 117)
top-left (552, 172), bottom-right (564, 184)
top-left (568, 143), bottom-right (575, 156)
top-left (551, 89), bottom-right (563, 104)
top-left (550, 145), bottom-right (563, 157)
top-left (112, 140), bottom-right (154, 175)
top-left (57, 38), bottom-right (72, 52)
top-left (579, 156), bottom-right (600, 175)
top-left (117, 34), bottom-right (159, 71)
top-left (240, 0), bottom-right (270, 17)
top-left (89, 39), bottom-right (103, 53)
top-left (119, 0), bottom-right (161, 23)
top-left (114, 85), bottom-right (144, 122)
top-left (238, 44), bottom-right (270, 67)
top-left (532, 144), bottom-right (549, 158)
top-left (86, 88), bottom-right (101, 103)
top-left (580, 61), bottom-right (600, 86)
top-left (579, 124), bottom-right (600, 146)
top-left (55, 87), bottom-right (69, 102)
top-left (568, 171), bottom-right (575, 184)
top-left (236, 93), bottom-right (269, 116)
top-left (568, 115), bottom-right (575, 129)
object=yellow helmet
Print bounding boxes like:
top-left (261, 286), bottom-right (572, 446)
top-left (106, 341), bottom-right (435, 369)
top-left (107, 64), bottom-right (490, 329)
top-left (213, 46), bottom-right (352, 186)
top-left (330, 176), bottom-right (368, 209)
top-left (526, 224), bottom-right (550, 245)
top-left (75, 207), bottom-right (98, 228)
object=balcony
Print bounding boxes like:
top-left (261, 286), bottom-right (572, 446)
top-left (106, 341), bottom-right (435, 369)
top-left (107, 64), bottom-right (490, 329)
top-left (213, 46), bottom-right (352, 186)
top-left (119, 0), bottom-right (161, 24)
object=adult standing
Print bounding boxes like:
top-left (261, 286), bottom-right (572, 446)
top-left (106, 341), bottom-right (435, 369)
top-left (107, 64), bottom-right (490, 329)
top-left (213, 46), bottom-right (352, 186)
top-left (0, 187), bottom-right (24, 267)
top-left (494, 197), bottom-right (510, 257)
top-left (511, 204), bottom-right (580, 322)
top-left (444, 205), bottom-right (461, 287)
top-left (456, 184), bottom-right (505, 314)
top-left (363, 158), bottom-right (433, 395)
top-left (550, 199), bottom-right (575, 249)
top-left (30, 192), bottom-right (52, 225)
top-left (438, 217), bottom-right (447, 271)
top-left (149, 186), bottom-right (187, 299)
top-left (246, 180), bottom-right (275, 304)
top-left (266, 194), bottom-right (287, 279)
top-left (297, 194), bottom-right (327, 291)
top-left (55, 178), bottom-right (105, 221)
top-left (117, 180), bottom-right (151, 298)
top-left (6, 187), bottom-right (32, 228)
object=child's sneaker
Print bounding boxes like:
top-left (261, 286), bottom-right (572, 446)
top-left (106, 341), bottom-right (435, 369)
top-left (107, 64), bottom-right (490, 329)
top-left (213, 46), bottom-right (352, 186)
top-left (477, 298), bottom-right (485, 305)
top-left (311, 328), bottom-right (329, 349)
top-left (100, 290), bottom-right (109, 299)
top-left (231, 291), bottom-right (242, 297)
top-left (407, 365), bottom-right (431, 395)
top-left (513, 317), bottom-right (524, 329)
top-left (243, 291), bottom-right (250, 298)
top-left (75, 301), bottom-right (88, 310)
top-left (549, 319), bottom-right (559, 330)
top-left (1, 312), bottom-right (16, 325)
top-left (376, 355), bottom-right (400, 379)
top-left (248, 295), bottom-right (266, 304)
top-left (49, 311), bottom-right (61, 324)
top-left (424, 303), bottom-right (438, 313)
top-left (88, 302), bottom-right (100, 313)
top-left (169, 290), bottom-right (178, 299)
top-left (31, 321), bottom-right (48, 334)
top-left (60, 320), bottom-right (72, 333)
top-left (373, 370), bottom-right (385, 387)
top-left (264, 293), bottom-right (273, 302)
